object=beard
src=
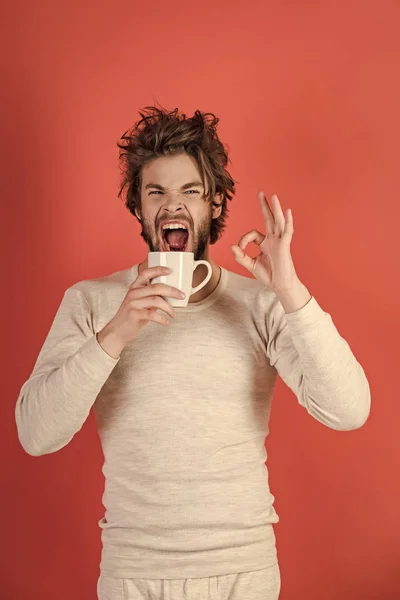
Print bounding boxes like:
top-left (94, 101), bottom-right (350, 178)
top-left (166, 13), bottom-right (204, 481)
top-left (140, 209), bottom-right (212, 261)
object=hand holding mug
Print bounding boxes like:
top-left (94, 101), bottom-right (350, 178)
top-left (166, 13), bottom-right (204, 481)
top-left (96, 266), bottom-right (185, 358)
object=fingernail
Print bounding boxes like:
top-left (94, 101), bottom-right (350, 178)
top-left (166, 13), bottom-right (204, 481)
top-left (180, 292), bottom-right (186, 298)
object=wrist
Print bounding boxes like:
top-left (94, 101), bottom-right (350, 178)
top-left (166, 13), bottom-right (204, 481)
top-left (96, 327), bottom-right (126, 360)
top-left (274, 280), bottom-right (312, 314)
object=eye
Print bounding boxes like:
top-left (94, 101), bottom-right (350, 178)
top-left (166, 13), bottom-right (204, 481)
top-left (148, 189), bottom-right (200, 196)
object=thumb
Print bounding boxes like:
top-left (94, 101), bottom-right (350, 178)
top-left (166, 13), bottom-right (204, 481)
top-left (231, 245), bottom-right (254, 272)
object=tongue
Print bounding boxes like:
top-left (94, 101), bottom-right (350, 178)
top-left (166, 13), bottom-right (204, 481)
top-left (165, 229), bottom-right (188, 250)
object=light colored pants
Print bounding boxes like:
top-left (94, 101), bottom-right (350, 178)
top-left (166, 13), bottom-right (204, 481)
top-left (97, 564), bottom-right (281, 599)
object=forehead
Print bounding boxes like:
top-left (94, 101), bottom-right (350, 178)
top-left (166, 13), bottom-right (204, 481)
top-left (141, 153), bottom-right (202, 188)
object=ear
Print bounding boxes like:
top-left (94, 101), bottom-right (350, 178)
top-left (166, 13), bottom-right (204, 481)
top-left (212, 194), bottom-right (223, 219)
top-left (134, 206), bottom-right (142, 221)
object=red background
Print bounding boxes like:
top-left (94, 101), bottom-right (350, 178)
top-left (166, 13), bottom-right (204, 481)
top-left (1, 1), bottom-right (399, 598)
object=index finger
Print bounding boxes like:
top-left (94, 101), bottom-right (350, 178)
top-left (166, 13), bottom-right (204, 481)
top-left (132, 266), bottom-right (172, 287)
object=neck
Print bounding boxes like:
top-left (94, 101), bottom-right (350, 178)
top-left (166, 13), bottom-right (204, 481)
top-left (138, 249), bottom-right (221, 304)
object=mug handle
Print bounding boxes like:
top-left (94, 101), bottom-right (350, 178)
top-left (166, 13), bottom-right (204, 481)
top-left (190, 260), bottom-right (213, 296)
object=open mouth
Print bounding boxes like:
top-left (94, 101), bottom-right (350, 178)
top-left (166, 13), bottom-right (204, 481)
top-left (160, 223), bottom-right (190, 252)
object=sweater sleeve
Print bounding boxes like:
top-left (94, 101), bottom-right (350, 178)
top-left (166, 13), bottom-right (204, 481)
top-left (15, 287), bottom-right (120, 456)
top-left (263, 293), bottom-right (371, 431)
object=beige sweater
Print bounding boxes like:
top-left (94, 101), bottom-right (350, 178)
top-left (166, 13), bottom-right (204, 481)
top-left (15, 264), bottom-right (370, 579)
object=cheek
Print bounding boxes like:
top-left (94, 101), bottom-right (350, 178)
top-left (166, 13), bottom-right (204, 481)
top-left (140, 205), bottom-right (157, 226)
top-left (194, 201), bottom-right (212, 223)
top-left (141, 215), bottom-right (157, 238)
top-left (140, 197), bottom-right (159, 218)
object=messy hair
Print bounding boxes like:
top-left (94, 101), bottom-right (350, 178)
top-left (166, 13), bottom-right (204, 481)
top-left (116, 106), bottom-right (236, 244)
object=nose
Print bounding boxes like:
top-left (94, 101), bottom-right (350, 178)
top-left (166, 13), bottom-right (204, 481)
top-left (162, 194), bottom-right (185, 214)
top-left (165, 205), bottom-right (183, 214)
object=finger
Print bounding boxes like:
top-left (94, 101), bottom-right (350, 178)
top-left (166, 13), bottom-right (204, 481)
top-left (271, 194), bottom-right (286, 234)
top-left (132, 266), bottom-right (172, 288)
top-left (135, 308), bottom-right (170, 326)
top-left (148, 283), bottom-right (186, 299)
top-left (238, 229), bottom-right (265, 251)
top-left (231, 245), bottom-right (256, 274)
top-left (258, 191), bottom-right (275, 236)
top-left (130, 296), bottom-right (176, 319)
top-left (129, 283), bottom-right (185, 301)
top-left (283, 208), bottom-right (294, 238)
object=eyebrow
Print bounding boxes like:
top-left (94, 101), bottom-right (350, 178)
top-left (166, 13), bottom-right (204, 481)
top-left (145, 181), bottom-right (204, 191)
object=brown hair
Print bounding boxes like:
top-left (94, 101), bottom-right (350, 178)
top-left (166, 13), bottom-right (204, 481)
top-left (116, 106), bottom-right (236, 244)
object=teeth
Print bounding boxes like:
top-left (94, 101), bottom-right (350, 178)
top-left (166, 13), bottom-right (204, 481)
top-left (162, 223), bottom-right (188, 230)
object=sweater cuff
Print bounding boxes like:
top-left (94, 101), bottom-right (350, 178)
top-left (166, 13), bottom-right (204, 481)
top-left (72, 334), bottom-right (120, 384)
top-left (284, 296), bottom-right (329, 333)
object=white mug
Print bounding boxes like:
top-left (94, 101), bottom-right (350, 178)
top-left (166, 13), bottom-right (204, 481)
top-left (148, 251), bottom-right (212, 308)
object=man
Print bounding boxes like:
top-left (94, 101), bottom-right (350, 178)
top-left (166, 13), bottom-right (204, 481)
top-left (15, 106), bottom-right (371, 600)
